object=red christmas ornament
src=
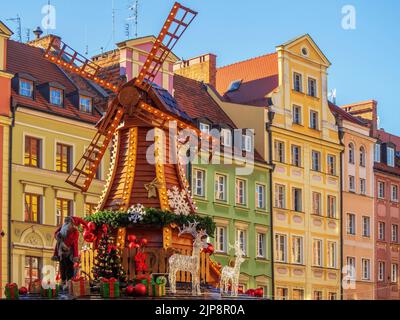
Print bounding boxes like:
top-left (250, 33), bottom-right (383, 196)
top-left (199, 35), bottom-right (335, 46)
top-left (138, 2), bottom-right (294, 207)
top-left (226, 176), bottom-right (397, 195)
top-left (207, 244), bottom-right (214, 255)
top-left (254, 288), bottom-right (264, 298)
top-left (126, 285), bottom-right (135, 296)
top-left (128, 242), bottom-right (136, 250)
top-left (140, 238), bottom-right (148, 246)
top-left (83, 231), bottom-right (95, 243)
top-left (19, 287), bottom-right (28, 295)
top-left (73, 262), bottom-right (80, 269)
top-left (102, 224), bottom-right (108, 234)
top-left (135, 243), bottom-right (140, 248)
top-left (246, 289), bottom-right (255, 297)
top-left (238, 287), bottom-right (244, 294)
top-left (127, 235), bottom-right (137, 243)
top-left (134, 283), bottom-right (146, 296)
top-left (88, 222), bottom-right (97, 232)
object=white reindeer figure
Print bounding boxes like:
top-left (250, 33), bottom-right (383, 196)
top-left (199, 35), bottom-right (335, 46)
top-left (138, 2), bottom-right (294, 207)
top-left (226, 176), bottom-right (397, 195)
top-left (220, 241), bottom-right (245, 296)
top-left (168, 221), bottom-right (209, 296)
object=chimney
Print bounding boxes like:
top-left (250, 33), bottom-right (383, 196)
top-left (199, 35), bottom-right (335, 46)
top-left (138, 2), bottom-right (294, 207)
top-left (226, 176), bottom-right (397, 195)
top-left (28, 27), bottom-right (61, 52)
top-left (33, 26), bottom-right (43, 39)
top-left (174, 53), bottom-right (217, 88)
top-left (340, 100), bottom-right (378, 136)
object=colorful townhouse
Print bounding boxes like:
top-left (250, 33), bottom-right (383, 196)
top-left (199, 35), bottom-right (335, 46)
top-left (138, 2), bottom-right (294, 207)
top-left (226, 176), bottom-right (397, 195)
top-left (342, 100), bottom-right (400, 300)
top-left (0, 21), bottom-right (13, 297)
top-left (91, 38), bottom-right (273, 296)
top-left (175, 34), bottom-right (343, 300)
top-left (1, 29), bottom-right (110, 288)
top-left (329, 102), bottom-right (376, 300)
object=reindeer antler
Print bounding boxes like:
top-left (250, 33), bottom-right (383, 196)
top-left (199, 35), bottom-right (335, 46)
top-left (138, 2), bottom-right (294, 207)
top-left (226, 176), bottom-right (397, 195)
top-left (178, 221), bottom-right (200, 237)
top-left (228, 241), bottom-right (244, 256)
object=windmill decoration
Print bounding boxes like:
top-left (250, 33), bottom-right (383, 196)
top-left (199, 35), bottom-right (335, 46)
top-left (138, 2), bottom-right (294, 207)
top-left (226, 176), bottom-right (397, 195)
top-left (43, 2), bottom-right (221, 289)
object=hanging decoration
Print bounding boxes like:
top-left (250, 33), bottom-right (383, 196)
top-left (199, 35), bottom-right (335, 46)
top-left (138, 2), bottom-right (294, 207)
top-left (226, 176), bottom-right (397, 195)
top-left (167, 186), bottom-right (191, 216)
top-left (127, 204), bottom-right (146, 223)
top-left (168, 221), bottom-right (209, 296)
top-left (144, 178), bottom-right (162, 198)
top-left (219, 241), bottom-right (246, 297)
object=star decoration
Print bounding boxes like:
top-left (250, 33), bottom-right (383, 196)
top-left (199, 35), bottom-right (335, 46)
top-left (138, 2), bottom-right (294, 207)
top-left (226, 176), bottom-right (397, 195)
top-left (144, 178), bottom-right (162, 198)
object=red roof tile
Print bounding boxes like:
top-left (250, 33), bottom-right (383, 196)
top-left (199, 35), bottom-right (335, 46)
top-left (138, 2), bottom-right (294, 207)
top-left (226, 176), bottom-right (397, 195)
top-left (216, 53), bottom-right (279, 106)
top-left (6, 40), bottom-right (105, 124)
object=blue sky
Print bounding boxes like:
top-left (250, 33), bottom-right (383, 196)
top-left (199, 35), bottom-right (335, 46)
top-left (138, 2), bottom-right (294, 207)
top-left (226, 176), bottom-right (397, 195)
top-left (2, 0), bottom-right (400, 134)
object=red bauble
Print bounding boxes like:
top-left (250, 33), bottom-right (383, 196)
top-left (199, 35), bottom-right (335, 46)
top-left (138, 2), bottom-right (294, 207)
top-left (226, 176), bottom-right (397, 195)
top-left (83, 231), bottom-right (95, 243)
top-left (102, 224), bottom-right (108, 234)
top-left (19, 287), bottom-right (28, 295)
top-left (73, 262), bottom-right (80, 269)
top-left (238, 287), bottom-right (244, 294)
top-left (246, 289), bottom-right (255, 297)
top-left (88, 222), bottom-right (97, 232)
top-left (140, 238), bottom-right (148, 246)
top-left (127, 235), bottom-right (137, 243)
top-left (207, 244), bottom-right (215, 255)
top-left (135, 243), bottom-right (140, 248)
top-left (254, 288), bottom-right (264, 297)
top-left (134, 283), bottom-right (147, 296)
top-left (128, 242), bottom-right (136, 250)
top-left (126, 285), bottom-right (135, 296)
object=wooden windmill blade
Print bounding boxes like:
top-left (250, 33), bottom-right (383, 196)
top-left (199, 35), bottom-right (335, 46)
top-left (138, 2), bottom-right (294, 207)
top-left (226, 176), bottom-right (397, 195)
top-left (135, 2), bottom-right (198, 92)
top-left (66, 99), bottom-right (125, 191)
top-left (43, 37), bottom-right (119, 93)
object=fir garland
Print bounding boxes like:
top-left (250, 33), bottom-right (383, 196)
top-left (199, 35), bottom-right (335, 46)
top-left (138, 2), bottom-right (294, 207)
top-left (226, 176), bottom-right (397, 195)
top-left (85, 208), bottom-right (216, 236)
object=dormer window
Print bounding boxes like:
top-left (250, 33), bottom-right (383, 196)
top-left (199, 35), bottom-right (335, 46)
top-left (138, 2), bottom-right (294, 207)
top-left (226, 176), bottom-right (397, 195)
top-left (387, 147), bottom-right (395, 167)
top-left (80, 96), bottom-right (93, 113)
top-left (221, 128), bottom-right (232, 147)
top-left (242, 134), bottom-right (253, 153)
top-left (19, 79), bottom-right (33, 98)
top-left (50, 87), bottom-right (63, 106)
top-left (375, 143), bottom-right (381, 163)
top-left (200, 123), bottom-right (210, 135)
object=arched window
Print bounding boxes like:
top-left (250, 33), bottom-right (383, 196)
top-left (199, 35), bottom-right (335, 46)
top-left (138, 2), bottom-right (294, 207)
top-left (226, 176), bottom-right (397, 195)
top-left (349, 143), bottom-right (355, 164)
top-left (360, 146), bottom-right (366, 167)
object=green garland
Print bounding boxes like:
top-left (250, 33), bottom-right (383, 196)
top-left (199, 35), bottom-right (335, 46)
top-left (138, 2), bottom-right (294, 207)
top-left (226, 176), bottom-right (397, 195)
top-left (85, 208), bottom-right (216, 236)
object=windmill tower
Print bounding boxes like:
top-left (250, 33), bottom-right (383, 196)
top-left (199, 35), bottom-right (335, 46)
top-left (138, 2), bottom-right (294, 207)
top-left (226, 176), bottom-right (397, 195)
top-left (43, 2), bottom-right (221, 284)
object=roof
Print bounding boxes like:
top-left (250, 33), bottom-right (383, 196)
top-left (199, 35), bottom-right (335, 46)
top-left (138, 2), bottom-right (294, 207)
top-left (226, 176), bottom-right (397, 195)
top-left (328, 101), bottom-right (368, 127)
top-left (6, 40), bottom-right (105, 124)
top-left (376, 129), bottom-right (400, 152)
top-left (216, 53), bottom-right (279, 106)
top-left (174, 74), bottom-right (236, 127)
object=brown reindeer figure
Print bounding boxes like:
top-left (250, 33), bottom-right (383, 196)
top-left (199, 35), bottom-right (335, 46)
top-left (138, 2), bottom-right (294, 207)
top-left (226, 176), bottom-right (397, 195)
top-left (168, 221), bottom-right (208, 296)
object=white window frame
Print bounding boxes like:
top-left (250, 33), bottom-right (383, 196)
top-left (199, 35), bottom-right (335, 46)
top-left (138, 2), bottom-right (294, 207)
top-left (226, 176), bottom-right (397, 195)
top-left (311, 150), bottom-right (321, 171)
top-left (378, 221), bottom-right (385, 240)
top-left (291, 145), bottom-right (301, 167)
top-left (378, 262), bottom-right (385, 282)
top-left (275, 233), bottom-right (287, 263)
top-left (328, 241), bottom-right (337, 269)
top-left (235, 178), bottom-right (247, 206)
top-left (215, 226), bottom-right (227, 253)
top-left (310, 110), bottom-right (319, 130)
top-left (378, 181), bottom-right (385, 199)
top-left (242, 135), bottom-right (252, 153)
top-left (312, 239), bottom-right (323, 267)
top-left (387, 147), bottom-right (395, 167)
top-left (292, 236), bottom-right (304, 265)
top-left (200, 123), bottom-right (210, 134)
top-left (392, 224), bottom-right (398, 243)
top-left (256, 232), bottom-right (266, 259)
top-left (293, 72), bottom-right (303, 92)
top-left (50, 87), bottom-right (63, 106)
top-left (347, 213), bottom-right (356, 235)
top-left (274, 140), bottom-right (285, 163)
top-left (347, 256), bottom-right (356, 280)
top-left (349, 175), bottom-right (356, 192)
top-left (274, 184), bottom-right (286, 209)
top-left (362, 258), bottom-right (371, 280)
top-left (221, 129), bottom-right (232, 147)
top-left (193, 168), bottom-right (206, 197)
top-left (236, 229), bottom-right (247, 256)
top-left (292, 105), bottom-right (302, 124)
top-left (327, 195), bottom-right (337, 219)
top-left (360, 178), bottom-right (367, 195)
top-left (256, 183), bottom-right (266, 210)
top-left (307, 77), bottom-right (317, 97)
top-left (392, 263), bottom-right (398, 283)
top-left (293, 188), bottom-right (303, 212)
top-left (79, 95), bottom-right (92, 113)
top-left (375, 144), bottom-right (381, 163)
top-left (362, 216), bottom-right (370, 238)
top-left (19, 79), bottom-right (33, 98)
top-left (391, 185), bottom-right (399, 202)
top-left (215, 174), bottom-right (228, 202)
top-left (327, 154), bottom-right (336, 175)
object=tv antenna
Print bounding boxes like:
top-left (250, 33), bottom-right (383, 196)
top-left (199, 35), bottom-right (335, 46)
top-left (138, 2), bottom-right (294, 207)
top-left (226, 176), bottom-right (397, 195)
top-left (126, 0), bottom-right (139, 38)
top-left (7, 15), bottom-right (22, 42)
top-left (328, 88), bottom-right (337, 105)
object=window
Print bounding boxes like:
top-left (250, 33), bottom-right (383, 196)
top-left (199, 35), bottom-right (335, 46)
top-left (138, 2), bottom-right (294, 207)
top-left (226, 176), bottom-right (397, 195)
top-left (348, 143), bottom-right (355, 164)
top-left (235, 179), bottom-right (247, 206)
top-left (311, 151), bottom-right (321, 171)
top-left (79, 96), bottom-right (92, 113)
top-left (276, 287), bottom-right (288, 300)
top-left (362, 216), bottom-right (370, 237)
top-left (274, 141), bottom-right (285, 163)
top-left (85, 203), bottom-right (97, 216)
top-left (24, 136), bottom-right (41, 168)
top-left (50, 88), bottom-right (63, 106)
top-left (349, 175), bottom-right (356, 192)
top-left (308, 77), bottom-right (317, 97)
top-left (378, 262), bottom-right (385, 282)
top-left (378, 181), bottom-right (385, 199)
top-left (327, 196), bottom-right (337, 218)
top-left (192, 169), bottom-right (205, 197)
top-left (19, 79), bottom-right (33, 98)
top-left (312, 192), bottom-right (322, 215)
top-left (215, 174), bottom-right (227, 202)
top-left (375, 144), bottom-right (381, 163)
top-left (274, 184), bottom-right (286, 209)
top-left (312, 239), bottom-right (323, 267)
top-left (328, 292), bottom-right (337, 300)
top-left (199, 123), bottom-right (210, 134)
top-left (257, 233), bottom-right (266, 258)
top-left (387, 147), bottom-right (395, 167)
top-left (292, 105), bottom-right (302, 124)
top-left (236, 229), bottom-right (247, 255)
top-left (292, 289), bottom-right (304, 300)
top-left (347, 213), bottom-right (356, 235)
top-left (310, 111), bottom-right (319, 130)
top-left (360, 147), bottom-right (366, 167)
top-left (328, 241), bottom-right (337, 268)
top-left (314, 291), bottom-right (323, 300)
top-left (292, 236), bottom-right (303, 264)
top-left (56, 143), bottom-right (72, 173)
top-left (347, 257), bottom-right (356, 279)
top-left (24, 193), bottom-right (41, 223)
top-left (242, 135), bottom-right (252, 152)
top-left (293, 188), bottom-right (302, 212)
top-left (56, 198), bottom-right (73, 226)
top-left (221, 129), bottom-right (232, 147)
top-left (392, 224), bottom-right (398, 243)
top-left (227, 80), bottom-right (242, 92)
top-left (360, 178), bottom-right (366, 195)
top-left (215, 226), bottom-right (227, 253)
top-left (293, 72), bottom-right (302, 92)
top-left (362, 259), bottom-right (371, 280)
top-left (392, 264), bottom-right (398, 283)
top-left (256, 184), bottom-right (266, 209)
top-left (327, 155), bottom-right (336, 175)
top-left (391, 185), bottom-right (399, 202)
top-left (291, 145), bottom-right (301, 167)
top-left (378, 222), bottom-right (386, 240)
top-left (25, 256), bottom-right (41, 289)
top-left (275, 234), bottom-right (287, 262)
